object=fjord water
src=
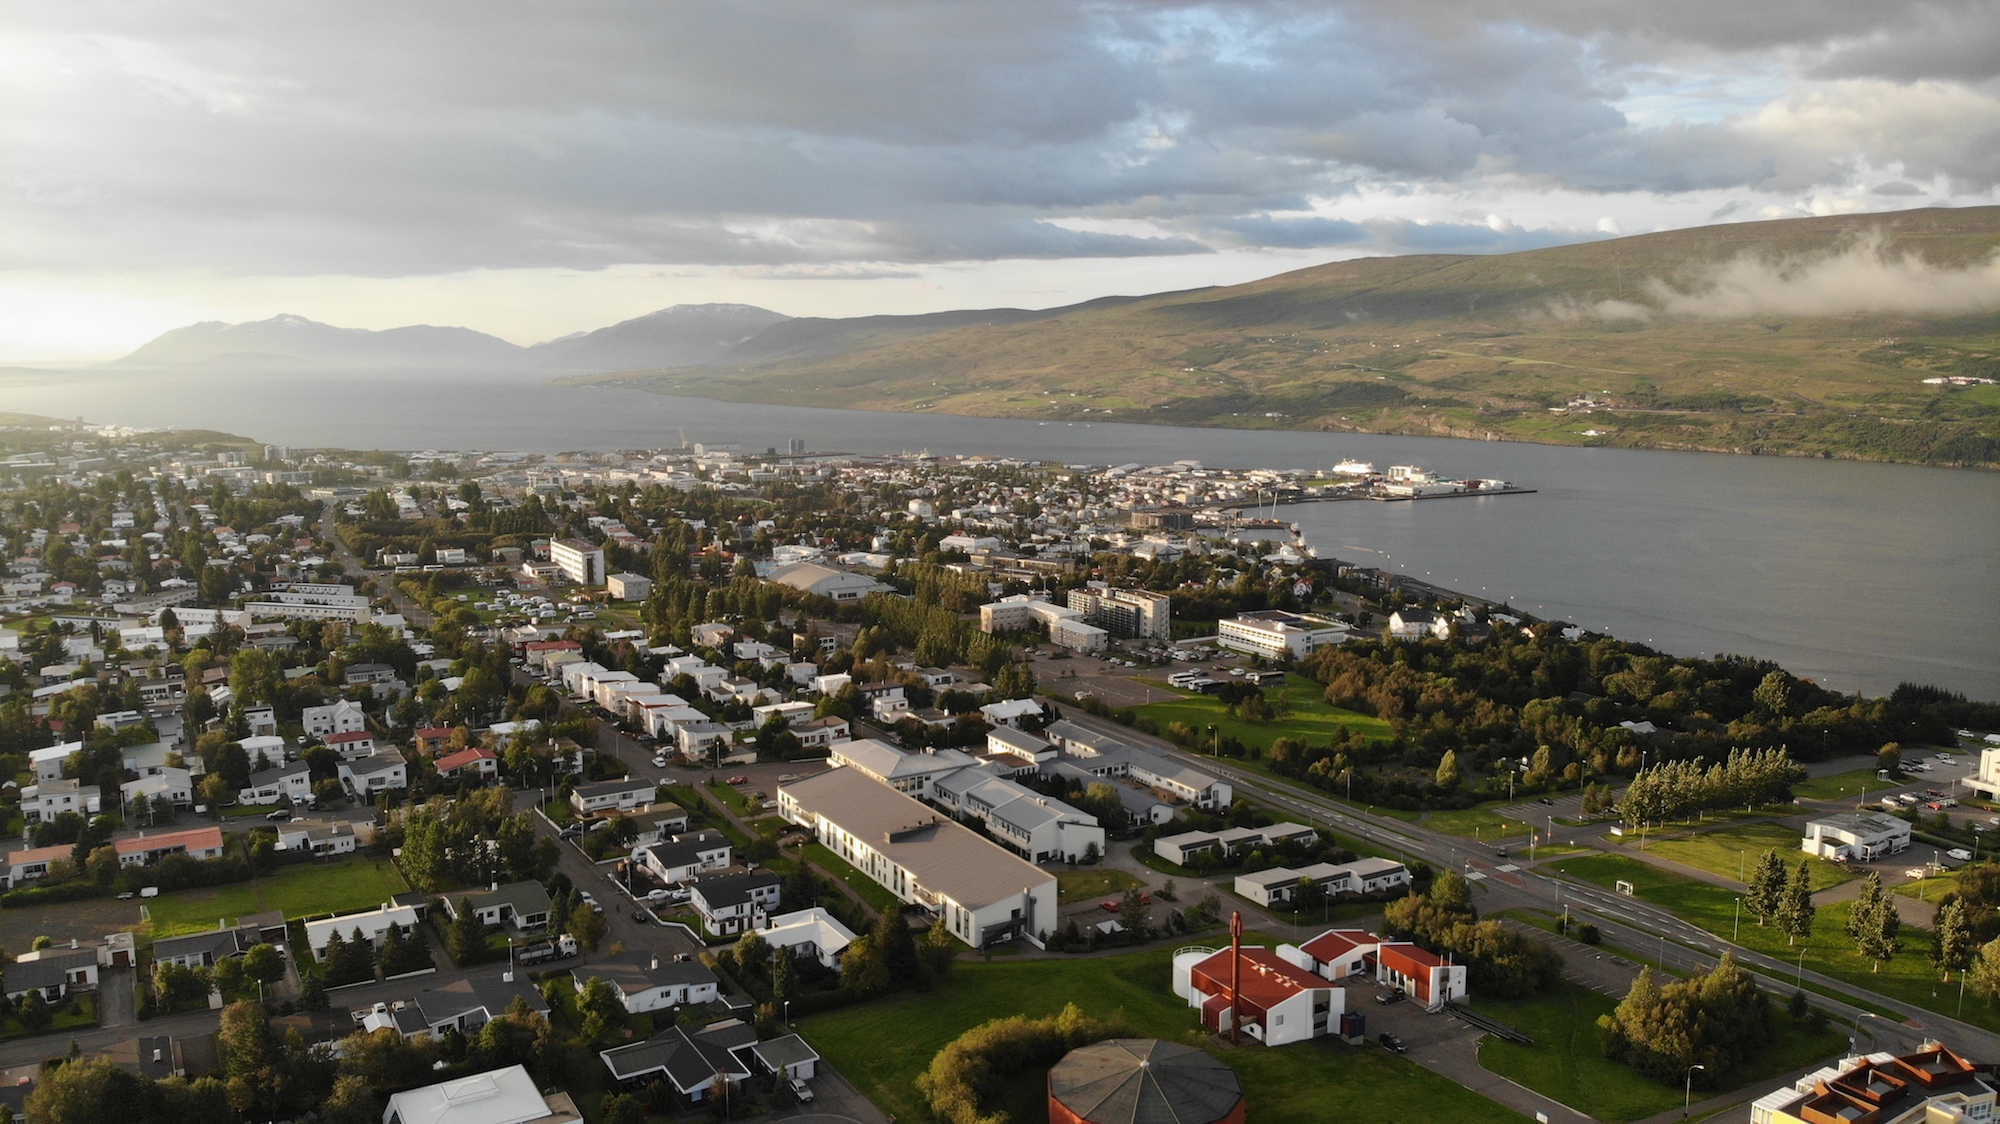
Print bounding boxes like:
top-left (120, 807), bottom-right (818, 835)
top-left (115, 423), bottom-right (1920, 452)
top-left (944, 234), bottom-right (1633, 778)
top-left (16, 366), bottom-right (1997, 700)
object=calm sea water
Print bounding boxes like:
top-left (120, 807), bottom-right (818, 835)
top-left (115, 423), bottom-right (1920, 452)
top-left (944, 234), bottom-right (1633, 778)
top-left (13, 366), bottom-right (1998, 700)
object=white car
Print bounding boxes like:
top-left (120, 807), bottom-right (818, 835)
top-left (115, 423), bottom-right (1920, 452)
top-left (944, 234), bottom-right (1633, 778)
top-left (1948, 849), bottom-right (1974, 861)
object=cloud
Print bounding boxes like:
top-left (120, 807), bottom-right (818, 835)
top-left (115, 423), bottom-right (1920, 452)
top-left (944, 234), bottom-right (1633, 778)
top-left (727, 264), bottom-right (924, 281)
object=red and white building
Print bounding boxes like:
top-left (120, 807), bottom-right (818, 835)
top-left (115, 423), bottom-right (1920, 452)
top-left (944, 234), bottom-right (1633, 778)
top-left (1172, 944), bottom-right (1343, 1046)
top-left (434, 747), bottom-right (501, 783)
top-left (115, 826), bottom-right (226, 869)
top-left (325, 729), bottom-right (378, 759)
top-left (1375, 941), bottom-right (1467, 1009)
top-left (1280, 928), bottom-right (1380, 982)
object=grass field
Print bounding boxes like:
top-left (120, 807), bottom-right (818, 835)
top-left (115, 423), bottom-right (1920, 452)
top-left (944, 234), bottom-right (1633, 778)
top-left (0, 993), bottom-right (97, 1040)
top-left (1423, 805), bottom-right (1538, 840)
top-left (1131, 675), bottom-right (1394, 754)
top-left (800, 938), bottom-right (1536, 1124)
top-left (800, 842), bottom-right (898, 918)
top-left (1056, 868), bottom-right (1144, 904)
top-left (1793, 768), bottom-right (1897, 804)
top-left (145, 858), bottom-right (410, 937)
top-left (1555, 853), bottom-right (2000, 1033)
top-left (1642, 821), bottom-right (1857, 890)
top-left (1477, 981), bottom-right (1847, 1122)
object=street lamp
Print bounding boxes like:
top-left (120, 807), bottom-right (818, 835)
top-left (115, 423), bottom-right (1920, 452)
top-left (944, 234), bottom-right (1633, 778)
top-left (1733, 897), bottom-right (1740, 943)
top-left (1684, 1064), bottom-right (1706, 1118)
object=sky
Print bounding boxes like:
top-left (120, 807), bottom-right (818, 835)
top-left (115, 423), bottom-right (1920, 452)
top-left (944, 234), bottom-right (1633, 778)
top-left (4, 0), bottom-right (1999, 362)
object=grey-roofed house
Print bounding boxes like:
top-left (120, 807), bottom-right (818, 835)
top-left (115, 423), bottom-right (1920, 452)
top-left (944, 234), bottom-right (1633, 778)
top-left (778, 767), bottom-right (1057, 949)
top-left (573, 950), bottom-right (719, 1014)
top-left (359, 974), bottom-right (549, 1040)
top-left (828, 737), bottom-right (975, 798)
top-left (338, 751), bottom-right (408, 794)
top-left (637, 830), bottom-right (732, 884)
top-left (748, 1033), bottom-right (819, 1081)
top-left (570, 777), bottom-right (655, 816)
top-left (5, 947), bottom-right (97, 1001)
top-left (152, 925), bottom-right (267, 970)
top-left (689, 871), bottom-right (782, 936)
top-left (448, 881), bottom-right (553, 932)
top-left (627, 806), bottom-right (694, 849)
top-left (599, 1020), bottom-right (758, 1106)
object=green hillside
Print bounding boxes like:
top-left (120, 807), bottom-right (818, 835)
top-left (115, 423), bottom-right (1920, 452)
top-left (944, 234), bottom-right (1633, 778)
top-left (585, 207), bottom-right (2000, 466)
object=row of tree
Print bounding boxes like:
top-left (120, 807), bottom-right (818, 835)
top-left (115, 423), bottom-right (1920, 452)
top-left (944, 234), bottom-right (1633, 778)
top-left (1620, 748), bottom-right (1805, 826)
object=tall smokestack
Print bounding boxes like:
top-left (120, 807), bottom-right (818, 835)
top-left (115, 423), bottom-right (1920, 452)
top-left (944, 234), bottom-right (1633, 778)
top-left (1229, 910), bottom-right (1243, 1046)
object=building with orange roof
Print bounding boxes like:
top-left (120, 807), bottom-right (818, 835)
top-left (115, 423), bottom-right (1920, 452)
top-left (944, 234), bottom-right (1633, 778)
top-left (1751, 1040), bottom-right (1993, 1124)
top-left (1171, 944), bottom-right (1342, 1046)
top-left (1375, 941), bottom-right (1467, 1009)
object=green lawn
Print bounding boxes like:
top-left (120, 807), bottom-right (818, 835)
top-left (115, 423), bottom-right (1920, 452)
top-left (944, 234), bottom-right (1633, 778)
top-left (1056, 868), bottom-right (1144, 905)
top-left (800, 939), bottom-right (1536, 1124)
top-left (1131, 675), bottom-right (1394, 755)
top-left (1555, 853), bottom-right (2000, 1033)
top-left (1794, 768), bottom-right (1896, 804)
top-left (146, 858), bottom-right (410, 937)
top-left (0, 992), bottom-right (97, 1039)
top-left (1424, 805), bottom-right (1539, 841)
top-left (800, 842), bottom-right (899, 917)
top-left (704, 780), bottom-right (754, 816)
top-left (1643, 821), bottom-right (1857, 890)
top-left (1477, 982), bottom-right (1847, 1122)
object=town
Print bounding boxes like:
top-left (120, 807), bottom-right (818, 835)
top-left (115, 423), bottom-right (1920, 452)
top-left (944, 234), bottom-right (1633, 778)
top-left (0, 420), bottom-right (1995, 1124)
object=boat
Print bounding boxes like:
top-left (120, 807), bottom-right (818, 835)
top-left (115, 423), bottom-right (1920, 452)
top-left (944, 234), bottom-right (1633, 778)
top-left (1332, 460), bottom-right (1376, 476)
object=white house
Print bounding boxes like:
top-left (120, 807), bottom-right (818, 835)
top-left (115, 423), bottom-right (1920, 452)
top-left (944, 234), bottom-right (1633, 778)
top-left (571, 777), bottom-right (655, 816)
top-left (304, 901), bottom-right (422, 956)
top-left (1217, 610), bottom-right (1351, 659)
top-left (21, 778), bottom-right (100, 824)
top-left (447, 881), bottom-right (553, 932)
top-left (339, 752), bottom-right (409, 794)
top-left (240, 761), bottom-right (313, 806)
top-left (828, 738), bottom-right (975, 798)
top-left (758, 908), bottom-right (856, 969)
top-left (380, 1065), bottom-right (580, 1124)
top-left (120, 767), bottom-right (193, 809)
top-left (1172, 944), bottom-right (1342, 1046)
top-left (1802, 812), bottom-right (1913, 862)
top-left (574, 950), bottom-right (720, 1014)
top-left (302, 700), bottom-right (367, 739)
top-left (638, 830), bottom-right (732, 884)
top-left (689, 871), bottom-right (782, 936)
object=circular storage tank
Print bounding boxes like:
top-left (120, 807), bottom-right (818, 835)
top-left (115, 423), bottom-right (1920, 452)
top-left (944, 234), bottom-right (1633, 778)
top-left (1047, 1038), bottom-right (1245, 1124)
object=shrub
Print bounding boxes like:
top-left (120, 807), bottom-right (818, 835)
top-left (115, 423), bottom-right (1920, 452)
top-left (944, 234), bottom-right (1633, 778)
top-left (917, 1004), bottom-right (1130, 1124)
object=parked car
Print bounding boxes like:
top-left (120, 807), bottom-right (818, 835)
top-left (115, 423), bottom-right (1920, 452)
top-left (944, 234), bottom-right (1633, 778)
top-left (651, 754), bottom-right (668, 768)
top-left (1948, 849), bottom-right (1974, 861)
top-left (645, 889), bottom-right (672, 903)
top-left (789, 1076), bottom-right (814, 1103)
top-left (1375, 989), bottom-right (1406, 1005)
top-left (265, 809), bottom-right (292, 821)
top-left (1537, 797), bottom-right (1555, 806)
top-left (559, 824), bottom-right (584, 839)
top-left (725, 775), bottom-right (749, 785)
top-left (1378, 1033), bottom-right (1407, 1053)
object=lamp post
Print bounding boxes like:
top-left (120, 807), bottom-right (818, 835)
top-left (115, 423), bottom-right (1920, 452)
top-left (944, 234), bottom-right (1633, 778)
top-left (1797, 946), bottom-right (1808, 990)
top-left (1733, 897), bottom-right (1740, 943)
top-left (1684, 1064), bottom-right (1706, 1118)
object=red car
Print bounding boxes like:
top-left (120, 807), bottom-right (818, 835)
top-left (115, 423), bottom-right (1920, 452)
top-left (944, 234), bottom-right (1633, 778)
top-left (1100, 894), bottom-right (1154, 911)
top-left (725, 775), bottom-right (749, 785)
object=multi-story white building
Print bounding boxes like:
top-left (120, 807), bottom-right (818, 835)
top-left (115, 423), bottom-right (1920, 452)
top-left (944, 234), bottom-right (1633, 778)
top-left (1217, 610), bottom-right (1351, 660)
top-left (1801, 811), bottom-right (1912, 862)
top-left (1066, 586), bottom-right (1172, 640)
top-left (779, 767), bottom-right (1057, 949)
top-left (977, 593), bottom-right (1051, 634)
top-left (551, 538), bottom-right (606, 586)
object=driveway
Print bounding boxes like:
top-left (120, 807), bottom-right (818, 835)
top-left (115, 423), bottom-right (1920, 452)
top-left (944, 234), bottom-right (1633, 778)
top-left (97, 967), bottom-right (136, 1030)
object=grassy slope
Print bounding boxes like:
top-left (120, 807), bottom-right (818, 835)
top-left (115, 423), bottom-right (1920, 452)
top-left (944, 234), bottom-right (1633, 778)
top-left (145, 858), bottom-right (409, 936)
top-left (800, 939), bottom-right (1535, 1124)
top-left (591, 207), bottom-right (2000, 466)
top-left (1130, 675), bottom-right (1394, 751)
top-left (1640, 821), bottom-right (1858, 889)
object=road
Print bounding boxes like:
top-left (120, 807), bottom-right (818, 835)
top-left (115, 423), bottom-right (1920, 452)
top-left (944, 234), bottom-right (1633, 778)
top-left (1053, 708), bottom-right (2000, 1065)
top-left (318, 504), bottom-right (433, 628)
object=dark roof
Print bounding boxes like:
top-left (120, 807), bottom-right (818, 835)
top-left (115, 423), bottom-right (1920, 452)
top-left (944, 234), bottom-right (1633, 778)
top-left (4, 949), bottom-right (96, 995)
top-left (599, 1021), bottom-right (754, 1091)
top-left (152, 926), bottom-right (262, 965)
top-left (1047, 1039), bottom-right (1243, 1124)
top-left (410, 974), bottom-right (549, 1026)
top-left (581, 951), bottom-right (718, 1000)
top-left (691, 871), bottom-right (780, 911)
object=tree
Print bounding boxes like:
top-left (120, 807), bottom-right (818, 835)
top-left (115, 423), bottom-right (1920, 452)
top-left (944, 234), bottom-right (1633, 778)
top-left (1434, 750), bottom-right (1461, 790)
top-left (568, 902), bottom-right (607, 952)
top-left (212, 956), bottom-right (246, 999)
top-left (324, 927), bottom-right (376, 987)
top-left (1936, 898), bottom-right (1976, 981)
top-left (1878, 743), bottom-right (1903, 775)
top-left (599, 1093), bottom-right (646, 1124)
top-left (448, 898), bottom-right (487, 963)
top-left (320, 1074), bottom-right (380, 1124)
top-left (242, 943), bottom-right (286, 990)
top-left (871, 911), bottom-right (920, 985)
top-left (1848, 873), bottom-right (1901, 972)
top-left (15, 990), bottom-right (50, 1031)
top-left (217, 1000), bottom-right (272, 1080)
top-left (920, 915), bottom-right (958, 982)
top-left (734, 930), bottom-right (770, 973)
top-left (576, 976), bottom-right (624, 1045)
top-left (23, 1057), bottom-right (151, 1124)
top-left (1778, 860), bottom-right (1816, 946)
top-left (1970, 936), bottom-right (2000, 1004)
top-left (1745, 850), bottom-right (1787, 926)
top-left (840, 934), bottom-right (890, 995)
top-left (298, 972), bottom-right (329, 1012)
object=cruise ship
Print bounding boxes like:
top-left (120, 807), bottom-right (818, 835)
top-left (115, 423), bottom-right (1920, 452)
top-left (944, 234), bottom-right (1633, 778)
top-left (1332, 460), bottom-right (1377, 476)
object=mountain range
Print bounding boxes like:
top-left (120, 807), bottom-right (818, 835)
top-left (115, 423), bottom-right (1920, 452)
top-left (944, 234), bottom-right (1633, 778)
top-left (104, 207), bottom-right (2000, 465)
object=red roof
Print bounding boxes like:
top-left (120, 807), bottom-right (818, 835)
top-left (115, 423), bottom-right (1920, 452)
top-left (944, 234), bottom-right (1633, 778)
top-left (1300, 928), bottom-right (1376, 963)
top-left (1377, 942), bottom-right (1446, 973)
top-left (326, 731), bottom-right (373, 744)
top-left (114, 826), bottom-right (223, 856)
top-left (525, 640), bottom-right (582, 653)
top-left (415, 726), bottom-right (455, 740)
top-left (435, 747), bottom-right (498, 773)
top-left (1189, 947), bottom-right (1327, 1009)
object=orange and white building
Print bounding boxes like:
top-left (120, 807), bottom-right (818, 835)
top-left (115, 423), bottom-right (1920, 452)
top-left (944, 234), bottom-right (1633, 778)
top-left (1280, 928), bottom-right (1380, 982)
top-left (1375, 941), bottom-right (1466, 1009)
top-left (114, 826), bottom-right (225, 868)
top-left (1172, 943), bottom-right (1343, 1047)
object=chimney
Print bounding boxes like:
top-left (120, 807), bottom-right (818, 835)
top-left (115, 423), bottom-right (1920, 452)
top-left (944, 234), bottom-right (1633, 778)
top-left (491, 881), bottom-right (499, 892)
top-left (650, 956), bottom-right (659, 970)
top-left (1229, 910), bottom-right (1243, 1046)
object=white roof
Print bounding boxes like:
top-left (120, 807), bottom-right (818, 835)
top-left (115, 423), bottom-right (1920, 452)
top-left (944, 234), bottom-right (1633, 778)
top-left (382, 1065), bottom-right (567, 1124)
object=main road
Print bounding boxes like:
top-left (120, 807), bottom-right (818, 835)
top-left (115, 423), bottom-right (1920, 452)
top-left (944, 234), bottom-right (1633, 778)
top-left (1053, 709), bottom-right (2000, 1059)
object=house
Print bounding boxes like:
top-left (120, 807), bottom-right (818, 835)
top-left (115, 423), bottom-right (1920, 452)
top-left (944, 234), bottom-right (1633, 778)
top-left (598, 1021), bottom-right (755, 1107)
top-left (1385, 609), bottom-right (1450, 641)
top-left (638, 830), bottom-right (732, 884)
top-left (0, 844), bottom-right (73, 889)
top-left (1750, 1041), bottom-right (1995, 1124)
top-left (626, 806), bottom-right (694, 849)
top-left (357, 975), bottom-right (549, 1040)
top-left (339, 752), bottom-right (408, 794)
top-left (1803, 812), bottom-right (1913, 862)
top-left (828, 738), bottom-right (975, 798)
top-left (275, 820), bottom-right (359, 857)
top-left (28, 741), bottom-right (80, 783)
top-left (381, 1064), bottom-right (581, 1124)
top-left (413, 726), bottom-right (458, 755)
top-left (928, 766), bottom-right (1105, 864)
top-left (240, 761), bottom-right (314, 806)
top-left (302, 700), bottom-right (366, 739)
top-left (120, 767), bottom-right (194, 809)
top-left (21, 778), bottom-right (101, 824)
top-left (325, 729), bottom-right (378, 758)
top-left (1152, 823), bottom-right (1306, 866)
top-left (449, 881), bottom-right (553, 933)
top-left (758, 908), bottom-right (856, 969)
top-left (1233, 858), bottom-right (1410, 906)
top-left (689, 871), bottom-right (783, 936)
top-left (152, 925), bottom-right (267, 970)
top-left (779, 767), bottom-right (1058, 949)
top-left (435, 746), bottom-right (501, 783)
top-left (1172, 943), bottom-right (1342, 1046)
top-left (304, 901), bottom-right (421, 956)
top-left (574, 950), bottom-right (720, 1014)
top-left (979, 698), bottom-right (1044, 729)
top-left (115, 826), bottom-right (225, 868)
top-left (1376, 941), bottom-right (1468, 1009)
top-left (606, 573), bottom-right (652, 602)
top-left (243, 705), bottom-right (279, 738)
top-left (5, 947), bottom-right (100, 1002)
top-left (793, 715), bottom-right (850, 749)
top-left (550, 538), bottom-right (606, 585)
top-left (570, 777), bottom-right (655, 816)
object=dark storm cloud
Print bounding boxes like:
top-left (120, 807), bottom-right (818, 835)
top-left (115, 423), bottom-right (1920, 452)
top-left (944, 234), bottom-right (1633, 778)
top-left (4, 0), bottom-right (1995, 277)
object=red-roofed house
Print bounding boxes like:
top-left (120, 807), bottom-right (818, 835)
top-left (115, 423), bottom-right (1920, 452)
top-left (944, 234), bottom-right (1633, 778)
top-left (1172, 945), bottom-right (1341, 1046)
top-left (413, 726), bottom-right (458, 755)
top-left (115, 826), bottom-right (225, 868)
top-left (435, 747), bottom-right (500, 783)
top-left (1283, 928), bottom-right (1379, 982)
top-left (325, 730), bottom-right (378, 759)
top-left (1376, 942), bottom-right (1467, 1009)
